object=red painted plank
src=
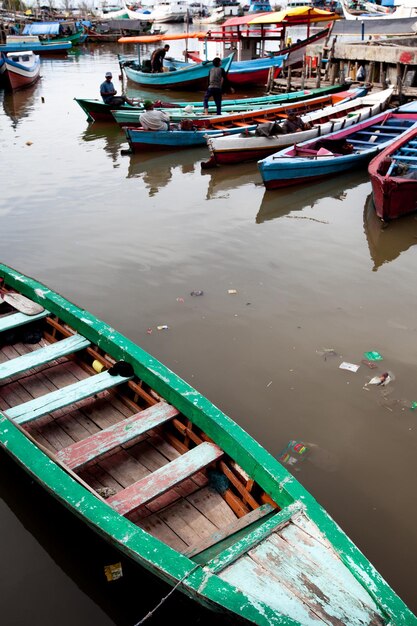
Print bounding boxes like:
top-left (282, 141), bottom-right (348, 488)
top-left (56, 402), bottom-right (179, 469)
top-left (107, 442), bottom-right (223, 516)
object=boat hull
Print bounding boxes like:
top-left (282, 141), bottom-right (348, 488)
top-left (122, 54), bottom-right (234, 90)
top-left (3, 53), bottom-right (40, 91)
top-left (0, 262), bottom-right (416, 626)
top-left (259, 109), bottom-right (417, 189)
top-left (369, 126), bottom-right (417, 220)
top-left (125, 124), bottom-right (255, 151)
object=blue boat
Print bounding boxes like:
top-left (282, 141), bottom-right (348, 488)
top-left (258, 102), bottom-right (417, 190)
top-left (0, 36), bottom-right (72, 55)
top-left (120, 52), bottom-right (234, 90)
top-left (124, 123), bottom-right (257, 151)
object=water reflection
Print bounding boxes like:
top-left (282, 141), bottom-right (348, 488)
top-left (81, 123), bottom-right (125, 163)
top-left (200, 161), bottom-right (260, 200)
top-left (363, 193), bottom-right (417, 271)
top-left (127, 148), bottom-right (206, 196)
top-left (2, 82), bottom-right (40, 128)
top-left (257, 170), bottom-right (368, 224)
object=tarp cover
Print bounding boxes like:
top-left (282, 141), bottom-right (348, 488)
top-left (22, 22), bottom-right (61, 35)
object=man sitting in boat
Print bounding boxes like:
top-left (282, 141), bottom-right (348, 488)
top-left (151, 45), bottom-right (170, 73)
top-left (139, 100), bottom-right (171, 131)
top-left (281, 110), bottom-right (312, 133)
top-left (100, 72), bottom-right (133, 107)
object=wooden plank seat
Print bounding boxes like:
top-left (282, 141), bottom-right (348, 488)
top-left (107, 441), bottom-right (223, 515)
top-left (0, 334), bottom-right (90, 381)
top-left (0, 309), bottom-right (49, 333)
top-left (5, 370), bottom-right (134, 425)
top-left (210, 124), bottom-right (229, 130)
top-left (185, 502), bottom-right (274, 559)
top-left (56, 402), bottom-right (179, 469)
top-left (392, 155), bottom-right (417, 161)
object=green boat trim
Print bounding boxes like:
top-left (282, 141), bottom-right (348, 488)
top-left (0, 262), bottom-right (415, 626)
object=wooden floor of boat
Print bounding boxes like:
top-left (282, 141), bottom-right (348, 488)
top-left (0, 334), bottom-right (239, 554)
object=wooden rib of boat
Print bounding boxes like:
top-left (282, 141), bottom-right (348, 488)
top-left (205, 87), bottom-right (393, 166)
top-left (0, 263), bottom-right (416, 626)
top-left (121, 53), bottom-right (234, 90)
top-left (75, 82), bottom-right (350, 123)
top-left (368, 124), bottom-right (417, 220)
top-left (258, 102), bottom-right (417, 190)
top-left (2, 51), bottom-right (41, 91)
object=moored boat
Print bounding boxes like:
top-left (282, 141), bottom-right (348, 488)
top-left (120, 51), bottom-right (234, 90)
top-left (0, 262), bottom-right (416, 626)
top-left (258, 102), bottom-right (417, 190)
top-left (0, 35), bottom-right (71, 55)
top-left (123, 122), bottom-right (257, 151)
top-left (368, 124), bottom-right (417, 220)
top-left (205, 87), bottom-right (393, 166)
top-left (2, 50), bottom-right (41, 91)
top-left (21, 21), bottom-right (87, 45)
top-left (75, 82), bottom-right (351, 123)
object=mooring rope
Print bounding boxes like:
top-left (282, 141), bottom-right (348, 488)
top-left (133, 563), bottom-right (201, 625)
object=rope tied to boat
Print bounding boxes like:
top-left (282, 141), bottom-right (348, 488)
top-left (133, 563), bottom-right (201, 625)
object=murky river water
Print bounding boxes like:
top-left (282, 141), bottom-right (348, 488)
top-left (1, 32), bottom-right (417, 625)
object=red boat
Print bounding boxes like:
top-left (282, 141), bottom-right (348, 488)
top-left (368, 125), bottom-right (417, 221)
top-left (2, 50), bottom-right (40, 91)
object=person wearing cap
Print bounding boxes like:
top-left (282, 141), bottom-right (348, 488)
top-left (100, 72), bottom-right (133, 107)
top-left (139, 100), bottom-right (171, 131)
top-left (151, 44), bottom-right (170, 73)
top-left (281, 110), bottom-right (312, 134)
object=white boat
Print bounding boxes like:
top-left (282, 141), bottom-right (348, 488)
top-left (205, 87), bottom-right (394, 165)
top-left (341, 0), bottom-right (417, 19)
top-left (139, 0), bottom-right (189, 22)
top-left (3, 50), bottom-right (40, 91)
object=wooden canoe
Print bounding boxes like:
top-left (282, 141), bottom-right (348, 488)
top-left (74, 83), bottom-right (351, 123)
top-left (258, 103), bottom-right (417, 190)
top-left (121, 53), bottom-right (234, 90)
top-left (0, 263), bottom-right (415, 625)
top-left (205, 87), bottom-right (394, 166)
top-left (368, 124), bottom-right (417, 220)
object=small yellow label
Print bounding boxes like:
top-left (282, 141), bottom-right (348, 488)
top-left (104, 562), bottom-right (123, 582)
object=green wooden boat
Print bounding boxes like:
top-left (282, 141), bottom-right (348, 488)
top-left (74, 83), bottom-right (349, 123)
top-left (0, 262), bottom-right (415, 626)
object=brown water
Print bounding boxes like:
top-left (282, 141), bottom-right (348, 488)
top-left (1, 38), bottom-right (417, 626)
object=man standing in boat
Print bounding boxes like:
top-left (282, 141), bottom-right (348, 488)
top-left (151, 44), bottom-right (170, 73)
top-left (100, 72), bottom-right (133, 107)
top-left (203, 57), bottom-right (234, 116)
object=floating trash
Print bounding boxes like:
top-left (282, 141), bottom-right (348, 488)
top-left (228, 289), bottom-right (238, 294)
top-left (363, 351), bottom-right (383, 361)
top-left (176, 297), bottom-right (184, 303)
top-left (278, 440), bottom-right (310, 466)
top-left (190, 290), bottom-right (203, 296)
top-left (411, 401), bottom-right (417, 411)
top-left (361, 359), bottom-right (378, 369)
top-left (339, 362), bottom-right (360, 373)
top-left (157, 325), bottom-right (169, 331)
top-left (365, 372), bottom-right (392, 386)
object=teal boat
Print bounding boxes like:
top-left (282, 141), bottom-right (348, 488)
top-left (0, 263), bottom-right (415, 626)
top-left (75, 83), bottom-right (350, 123)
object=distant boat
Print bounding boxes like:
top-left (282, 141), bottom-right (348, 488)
top-left (340, 0), bottom-right (417, 19)
top-left (258, 102), bottom-right (417, 189)
top-left (368, 123), bottom-right (417, 220)
top-left (0, 261), bottom-right (416, 626)
top-left (140, 0), bottom-right (189, 22)
top-left (2, 50), bottom-right (41, 91)
top-left (21, 22), bottom-right (87, 45)
top-left (0, 35), bottom-right (71, 55)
